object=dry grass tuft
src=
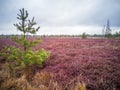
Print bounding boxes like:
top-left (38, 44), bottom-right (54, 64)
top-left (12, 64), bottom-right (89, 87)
top-left (0, 75), bottom-right (35, 90)
top-left (74, 82), bottom-right (86, 90)
top-left (32, 72), bottom-right (62, 90)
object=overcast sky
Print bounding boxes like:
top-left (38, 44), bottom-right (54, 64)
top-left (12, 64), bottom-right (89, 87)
top-left (0, 0), bottom-right (120, 35)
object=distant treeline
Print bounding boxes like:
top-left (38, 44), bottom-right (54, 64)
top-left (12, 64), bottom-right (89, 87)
top-left (0, 34), bottom-right (99, 38)
top-left (0, 32), bottom-right (120, 38)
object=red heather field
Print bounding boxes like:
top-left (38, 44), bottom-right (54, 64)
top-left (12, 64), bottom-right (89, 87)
top-left (36, 37), bottom-right (120, 89)
top-left (0, 37), bottom-right (120, 89)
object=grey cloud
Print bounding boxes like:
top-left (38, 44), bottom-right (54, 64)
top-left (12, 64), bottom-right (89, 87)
top-left (1, 0), bottom-right (120, 26)
top-left (65, 0), bottom-right (120, 27)
top-left (0, 0), bottom-right (120, 34)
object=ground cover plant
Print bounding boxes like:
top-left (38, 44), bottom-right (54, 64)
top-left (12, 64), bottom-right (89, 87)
top-left (35, 37), bottom-right (120, 90)
top-left (0, 37), bottom-right (120, 90)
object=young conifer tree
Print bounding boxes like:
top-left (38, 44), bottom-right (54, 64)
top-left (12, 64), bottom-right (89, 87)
top-left (0, 8), bottom-right (49, 80)
top-left (14, 8), bottom-right (40, 52)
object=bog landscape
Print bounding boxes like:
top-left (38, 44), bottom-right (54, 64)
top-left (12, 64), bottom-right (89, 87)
top-left (0, 4), bottom-right (120, 90)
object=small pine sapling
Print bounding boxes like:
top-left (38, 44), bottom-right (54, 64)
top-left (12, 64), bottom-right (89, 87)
top-left (14, 8), bottom-right (40, 52)
top-left (0, 8), bottom-right (50, 80)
